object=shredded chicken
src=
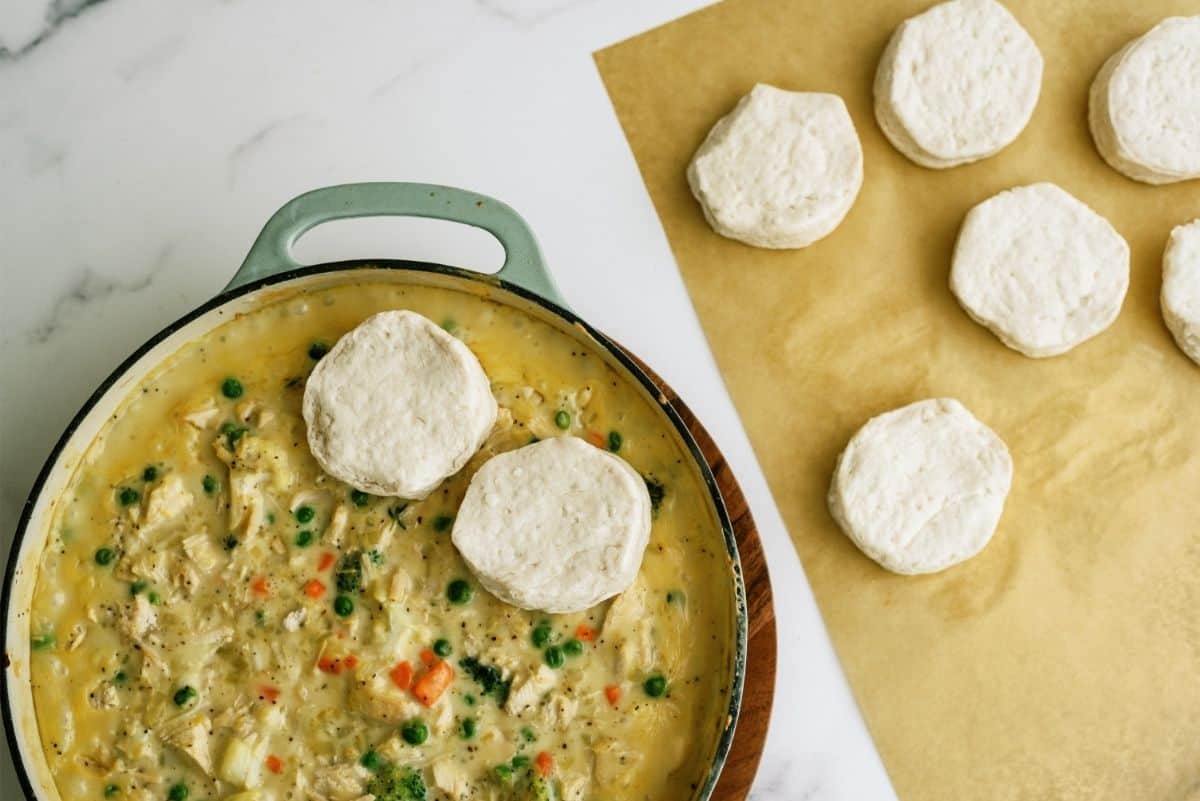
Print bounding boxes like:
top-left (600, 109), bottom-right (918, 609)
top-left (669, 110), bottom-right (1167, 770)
top-left (348, 677), bottom-right (422, 725)
top-left (118, 595), bottom-right (158, 642)
top-left (180, 399), bottom-right (221, 429)
top-left (158, 713), bottom-right (213, 774)
top-left (311, 763), bottom-right (368, 801)
top-left (141, 474), bottom-right (193, 532)
top-left (431, 759), bottom-right (471, 799)
top-left (505, 664), bottom-right (557, 717)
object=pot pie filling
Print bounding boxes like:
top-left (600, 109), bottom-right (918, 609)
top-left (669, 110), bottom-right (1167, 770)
top-left (24, 280), bottom-right (736, 801)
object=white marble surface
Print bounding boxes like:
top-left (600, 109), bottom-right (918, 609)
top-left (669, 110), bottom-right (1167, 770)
top-left (0, 1), bottom-right (896, 799)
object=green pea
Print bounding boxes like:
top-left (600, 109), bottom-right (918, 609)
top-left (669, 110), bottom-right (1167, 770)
top-left (463, 693), bottom-right (477, 706)
top-left (142, 465), bottom-right (158, 482)
top-left (494, 763), bottom-right (515, 784)
top-left (94, 547), bottom-right (116, 566)
top-left (562, 639), bottom-right (584, 658)
top-left (294, 530), bottom-right (314, 548)
top-left (554, 410), bottom-right (571, 429)
top-left (544, 645), bottom-right (565, 669)
top-left (401, 719), bottom-right (428, 745)
top-left (117, 487), bottom-right (140, 506)
top-left (223, 535), bottom-right (239, 551)
top-left (308, 341), bottom-right (329, 361)
top-left (333, 595), bottom-right (354, 617)
top-left (433, 638), bottom-right (452, 658)
top-left (350, 489), bottom-right (370, 508)
top-left (447, 579), bottom-right (473, 605)
top-left (511, 755), bottom-right (531, 769)
top-left (30, 632), bottom-right (55, 650)
top-left (113, 671), bottom-right (127, 685)
top-left (220, 422), bottom-right (247, 449)
top-left (202, 475), bottom-right (218, 495)
top-left (359, 749), bottom-right (381, 771)
top-left (643, 674), bottom-right (668, 698)
top-left (173, 685), bottom-right (197, 707)
top-left (221, 378), bottom-right (243, 399)
top-left (147, 591), bottom-right (161, 605)
top-left (441, 318), bottom-right (457, 334)
top-left (294, 505), bottom-right (315, 523)
top-left (130, 580), bottom-right (148, 596)
top-left (607, 430), bottom-right (623, 452)
top-left (431, 514), bottom-right (454, 533)
top-left (460, 717), bottom-right (476, 740)
top-left (167, 783), bottom-right (188, 801)
top-left (531, 625), bottom-right (552, 648)
top-left (104, 784), bottom-right (119, 798)
top-left (666, 589), bottom-right (685, 605)
top-left (521, 726), bottom-right (536, 742)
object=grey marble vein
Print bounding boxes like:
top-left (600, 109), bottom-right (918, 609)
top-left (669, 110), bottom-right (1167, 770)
top-left (0, 0), bottom-right (110, 61)
top-left (474, 0), bottom-right (600, 27)
top-left (24, 135), bottom-right (67, 176)
top-left (27, 247), bottom-right (171, 344)
top-left (116, 34), bottom-right (184, 81)
top-left (227, 113), bottom-right (311, 186)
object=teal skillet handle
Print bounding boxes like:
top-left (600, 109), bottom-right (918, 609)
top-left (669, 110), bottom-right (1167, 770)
top-left (228, 182), bottom-right (568, 309)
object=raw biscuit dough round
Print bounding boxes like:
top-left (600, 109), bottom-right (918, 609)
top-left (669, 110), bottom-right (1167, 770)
top-left (1088, 16), bottom-right (1200, 185)
top-left (686, 83), bottom-right (863, 249)
top-left (303, 310), bottom-right (497, 499)
top-left (874, 0), bottom-right (1043, 169)
top-left (828, 398), bottom-right (1013, 575)
top-left (451, 436), bottom-right (652, 613)
top-left (950, 182), bottom-right (1130, 358)
top-left (1162, 218), bottom-right (1200, 366)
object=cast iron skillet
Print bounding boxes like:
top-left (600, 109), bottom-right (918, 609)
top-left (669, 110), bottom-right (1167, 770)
top-left (1, 182), bottom-right (747, 801)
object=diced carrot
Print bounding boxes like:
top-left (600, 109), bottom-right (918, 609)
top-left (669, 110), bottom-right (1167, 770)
top-left (585, 430), bottom-right (606, 448)
top-left (575, 623), bottom-right (596, 642)
top-left (258, 684), bottom-right (280, 703)
top-left (265, 754), bottom-right (283, 774)
top-left (342, 654), bottom-right (359, 670)
top-left (251, 576), bottom-right (270, 596)
top-left (317, 551), bottom-right (336, 571)
top-left (604, 684), bottom-right (621, 707)
top-left (304, 579), bottom-right (326, 599)
top-left (535, 750), bottom-right (554, 777)
top-left (317, 656), bottom-right (341, 675)
top-left (389, 660), bottom-right (414, 690)
top-left (412, 660), bottom-right (455, 707)
top-left (419, 648), bottom-right (436, 666)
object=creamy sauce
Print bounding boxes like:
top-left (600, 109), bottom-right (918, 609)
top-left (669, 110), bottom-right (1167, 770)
top-left (27, 279), bottom-right (736, 801)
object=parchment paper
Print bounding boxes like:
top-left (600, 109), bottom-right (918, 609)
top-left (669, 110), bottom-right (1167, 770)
top-left (596, 3), bottom-right (1200, 799)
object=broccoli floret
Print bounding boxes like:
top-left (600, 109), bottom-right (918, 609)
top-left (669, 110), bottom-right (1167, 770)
top-left (335, 551), bottom-right (363, 593)
top-left (529, 776), bottom-right (557, 801)
top-left (460, 656), bottom-right (512, 705)
top-left (365, 761), bottom-right (426, 801)
top-left (643, 476), bottom-right (666, 517)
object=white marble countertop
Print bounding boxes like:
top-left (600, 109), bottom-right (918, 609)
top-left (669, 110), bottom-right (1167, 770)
top-left (0, 2), bottom-right (896, 798)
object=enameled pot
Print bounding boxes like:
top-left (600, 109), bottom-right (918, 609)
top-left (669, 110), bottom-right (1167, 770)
top-left (2, 182), bottom-right (747, 801)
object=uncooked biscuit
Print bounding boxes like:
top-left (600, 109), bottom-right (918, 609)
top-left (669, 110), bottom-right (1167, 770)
top-left (950, 183), bottom-right (1129, 358)
top-left (451, 436), bottom-right (652, 613)
top-left (874, 0), bottom-right (1043, 169)
top-left (1088, 16), bottom-right (1200, 185)
top-left (303, 310), bottom-right (497, 499)
top-left (828, 398), bottom-right (1013, 575)
top-left (687, 84), bottom-right (863, 249)
top-left (1162, 219), bottom-right (1200, 365)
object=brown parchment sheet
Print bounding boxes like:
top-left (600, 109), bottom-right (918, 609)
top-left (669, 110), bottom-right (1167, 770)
top-left (596, 2), bottom-right (1200, 799)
